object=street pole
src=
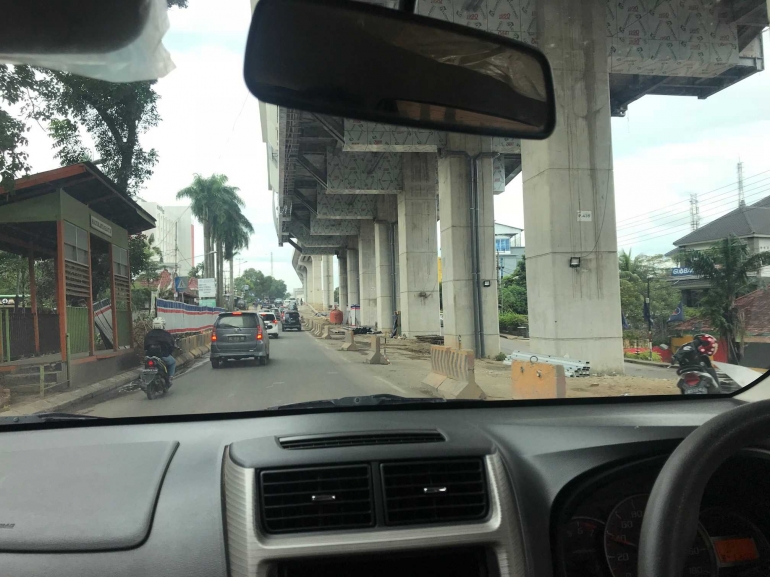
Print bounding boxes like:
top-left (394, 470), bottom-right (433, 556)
top-left (646, 275), bottom-right (653, 361)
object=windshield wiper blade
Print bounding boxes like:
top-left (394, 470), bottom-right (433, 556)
top-left (269, 394), bottom-right (450, 410)
top-left (0, 412), bottom-right (106, 425)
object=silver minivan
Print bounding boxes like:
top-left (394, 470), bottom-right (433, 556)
top-left (210, 312), bottom-right (270, 368)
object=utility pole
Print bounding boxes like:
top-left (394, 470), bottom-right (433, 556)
top-left (270, 252), bottom-right (274, 277)
top-left (737, 161), bottom-right (745, 207)
top-left (689, 193), bottom-right (700, 231)
top-left (646, 275), bottom-right (653, 361)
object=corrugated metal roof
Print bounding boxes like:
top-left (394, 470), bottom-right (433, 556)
top-left (673, 195), bottom-right (770, 246)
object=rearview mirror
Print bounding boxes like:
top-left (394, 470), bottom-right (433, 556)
top-left (244, 0), bottom-right (555, 139)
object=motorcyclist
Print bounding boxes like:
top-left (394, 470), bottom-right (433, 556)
top-left (144, 317), bottom-right (177, 383)
top-left (673, 333), bottom-right (720, 391)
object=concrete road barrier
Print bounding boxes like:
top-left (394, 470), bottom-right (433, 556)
top-left (422, 345), bottom-right (486, 400)
top-left (364, 335), bottom-right (389, 365)
top-left (340, 330), bottom-right (359, 351)
top-left (510, 360), bottom-right (566, 399)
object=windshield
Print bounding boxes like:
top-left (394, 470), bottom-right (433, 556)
top-left (217, 315), bottom-right (258, 329)
top-left (0, 0), bottom-right (768, 420)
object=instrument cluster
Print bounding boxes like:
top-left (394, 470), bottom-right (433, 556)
top-left (555, 453), bottom-right (770, 577)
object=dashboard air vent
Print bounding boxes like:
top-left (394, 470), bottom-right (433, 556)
top-left (259, 464), bottom-right (374, 533)
top-left (278, 431), bottom-right (445, 450)
top-left (381, 458), bottom-right (488, 526)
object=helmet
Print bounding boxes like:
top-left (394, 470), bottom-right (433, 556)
top-left (694, 334), bottom-right (718, 357)
top-left (152, 317), bottom-right (166, 330)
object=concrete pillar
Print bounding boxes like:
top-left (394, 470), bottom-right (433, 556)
top-left (338, 254), bottom-right (348, 323)
top-left (347, 247), bottom-right (360, 325)
top-left (520, 0), bottom-right (623, 373)
top-left (438, 134), bottom-right (500, 357)
top-left (322, 254), bottom-right (333, 310)
top-left (358, 221), bottom-right (377, 326)
top-left (374, 222), bottom-right (394, 333)
top-left (311, 255), bottom-right (323, 309)
top-left (398, 153), bottom-right (441, 337)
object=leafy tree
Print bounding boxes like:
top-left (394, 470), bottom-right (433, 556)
top-left (334, 286), bottom-right (339, 303)
top-left (128, 233), bottom-right (162, 282)
top-left (188, 262), bottom-right (204, 278)
top-left (684, 236), bottom-right (770, 363)
top-left (500, 258), bottom-right (527, 314)
top-left (0, 251), bottom-right (28, 306)
top-left (234, 268), bottom-right (287, 301)
top-left (618, 252), bottom-right (679, 343)
top-left (0, 65), bottom-right (35, 190)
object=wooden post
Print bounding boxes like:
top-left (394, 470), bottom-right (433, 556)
top-left (126, 248), bottom-right (133, 346)
top-left (86, 234), bottom-right (95, 356)
top-left (28, 249), bottom-right (40, 354)
top-left (56, 220), bottom-right (68, 362)
top-left (109, 243), bottom-right (119, 352)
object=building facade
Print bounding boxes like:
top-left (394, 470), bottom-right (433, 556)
top-left (137, 202), bottom-right (195, 275)
top-left (494, 222), bottom-right (525, 280)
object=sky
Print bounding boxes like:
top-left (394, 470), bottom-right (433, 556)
top-left (18, 1), bottom-right (770, 290)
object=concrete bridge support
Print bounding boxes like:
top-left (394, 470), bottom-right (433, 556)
top-left (375, 196), bottom-right (397, 333)
top-left (438, 134), bottom-right (500, 358)
top-left (398, 153), bottom-right (441, 337)
top-left (520, 0), bottom-right (623, 373)
top-left (358, 221), bottom-right (377, 327)
top-left (322, 254), bottom-right (333, 310)
top-left (311, 255), bottom-right (323, 310)
top-left (338, 253), bottom-right (348, 322)
top-left (346, 247), bottom-right (360, 325)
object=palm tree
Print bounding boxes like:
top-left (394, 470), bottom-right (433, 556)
top-left (216, 206), bottom-right (253, 310)
top-left (684, 235), bottom-right (770, 364)
top-left (176, 174), bottom-right (240, 280)
top-left (618, 249), bottom-right (645, 280)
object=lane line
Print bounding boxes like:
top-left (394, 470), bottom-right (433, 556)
top-left (373, 375), bottom-right (411, 396)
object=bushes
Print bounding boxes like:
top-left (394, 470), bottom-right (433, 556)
top-left (624, 351), bottom-right (662, 362)
top-left (499, 312), bottom-right (528, 334)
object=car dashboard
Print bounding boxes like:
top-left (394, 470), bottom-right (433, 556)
top-left (1, 396), bottom-right (770, 577)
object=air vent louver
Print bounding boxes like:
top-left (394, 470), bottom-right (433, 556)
top-left (381, 459), bottom-right (488, 526)
top-left (259, 464), bottom-right (374, 533)
top-left (278, 431), bottom-right (445, 450)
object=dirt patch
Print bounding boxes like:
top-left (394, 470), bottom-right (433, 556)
top-left (565, 375), bottom-right (678, 397)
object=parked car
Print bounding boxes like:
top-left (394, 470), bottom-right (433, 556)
top-left (282, 310), bottom-right (301, 331)
top-left (210, 312), bottom-right (269, 368)
top-left (259, 312), bottom-right (280, 338)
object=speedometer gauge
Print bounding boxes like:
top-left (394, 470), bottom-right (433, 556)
top-left (561, 517), bottom-right (609, 577)
top-left (604, 494), bottom-right (717, 577)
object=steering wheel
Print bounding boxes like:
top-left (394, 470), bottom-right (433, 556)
top-left (638, 398), bottom-right (770, 576)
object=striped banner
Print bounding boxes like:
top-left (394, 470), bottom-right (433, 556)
top-left (156, 299), bottom-right (225, 334)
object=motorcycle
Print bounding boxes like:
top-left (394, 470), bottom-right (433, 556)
top-left (140, 340), bottom-right (179, 400)
top-left (671, 340), bottom-right (721, 395)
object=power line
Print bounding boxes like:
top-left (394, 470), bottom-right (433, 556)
top-left (617, 183), bottom-right (770, 246)
top-left (616, 178), bottom-right (770, 238)
top-left (616, 174), bottom-right (770, 234)
top-left (615, 169), bottom-right (770, 227)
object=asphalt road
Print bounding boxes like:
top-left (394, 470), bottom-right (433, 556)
top-left (77, 328), bottom-right (404, 418)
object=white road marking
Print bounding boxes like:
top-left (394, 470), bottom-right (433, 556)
top-left (374, 375), bottom-right (411, 396)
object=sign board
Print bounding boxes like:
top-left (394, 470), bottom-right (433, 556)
top-left (671, 267), bottom-right (695, 277)
top-left (199, 298), bottom-right (217, 307)
top-left (174, 276), bottom-right (188, 292)
top-left (198, 278), bottom-right (216, 297)
top-left (577, 210), bottom-right (592, 222)
top-left (90, 214), bottom-right (113, 237)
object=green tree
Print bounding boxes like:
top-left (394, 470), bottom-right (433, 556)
top-left (128, 233), bottom-right (162, 282)
top-left (500, 258), bottom-right (527, 314)
top-left (188, 262), bottom-right (204, 278)
top-left (0, 65), bottom-right (35, 190)
top-left (684, 236), bottom-right (770, 363)
top-left (177, 173), bottom-right (243, 295)
top-left (334, 286), bottom-right (339, 303)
